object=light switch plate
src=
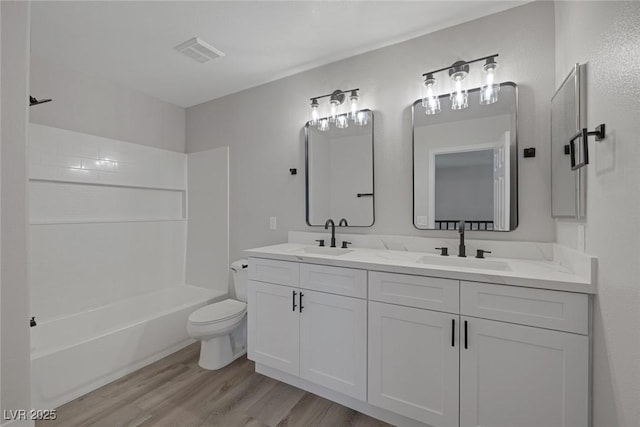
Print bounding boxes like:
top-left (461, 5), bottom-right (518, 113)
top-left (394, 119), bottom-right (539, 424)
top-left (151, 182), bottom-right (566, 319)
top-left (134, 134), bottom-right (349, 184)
top-left (269, 216), bottom-right (277, 230)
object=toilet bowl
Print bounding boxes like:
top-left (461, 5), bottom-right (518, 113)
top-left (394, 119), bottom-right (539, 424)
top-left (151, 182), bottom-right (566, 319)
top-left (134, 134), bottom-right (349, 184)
top-left (187, 259), bottom-right (248, 370)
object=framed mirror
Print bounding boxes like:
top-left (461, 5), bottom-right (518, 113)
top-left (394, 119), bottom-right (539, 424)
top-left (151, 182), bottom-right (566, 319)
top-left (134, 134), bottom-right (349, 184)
top-left (305, 110), bottom-right (374, 226)
top-left (412, 82), bottom-right (518, 231)
top-left (551, 64), bottom-right (585, 218)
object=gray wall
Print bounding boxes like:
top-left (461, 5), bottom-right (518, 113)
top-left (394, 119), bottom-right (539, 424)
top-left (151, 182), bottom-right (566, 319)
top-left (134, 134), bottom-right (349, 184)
top-left (186, 1), bottom-right (556, 263)
top-left (30, 55), bottom-right (186, 152)
top-left (435, 162), bottom-right (494, 221)
top-left (1, 1), bottom-right (32, 422)
top-left (555, 2), bottom-right (640, 426)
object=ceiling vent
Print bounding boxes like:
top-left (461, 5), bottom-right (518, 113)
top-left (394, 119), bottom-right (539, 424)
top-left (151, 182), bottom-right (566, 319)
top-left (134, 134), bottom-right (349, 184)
top-left (175, 37), bottom-right (225, 63)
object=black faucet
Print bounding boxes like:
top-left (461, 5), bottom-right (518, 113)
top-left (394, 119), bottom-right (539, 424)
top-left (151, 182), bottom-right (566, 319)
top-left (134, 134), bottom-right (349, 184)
top-left (324, 219), bottom-right (336, 248)
top-left (458, 220), bottom-right (466, 258)
top-left (338, 218), bottom-right (348, 227)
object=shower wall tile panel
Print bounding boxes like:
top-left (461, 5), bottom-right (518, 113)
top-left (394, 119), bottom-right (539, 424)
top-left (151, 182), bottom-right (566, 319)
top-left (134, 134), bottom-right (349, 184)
top-left (29, 124), bottom-right (186, 190)
top-left (28, 124), bottom-right (188, 321)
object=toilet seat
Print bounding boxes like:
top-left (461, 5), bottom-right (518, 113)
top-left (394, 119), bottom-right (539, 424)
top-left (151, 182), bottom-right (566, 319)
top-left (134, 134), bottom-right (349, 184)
top-left (188, 299), bottom-right (246, 325)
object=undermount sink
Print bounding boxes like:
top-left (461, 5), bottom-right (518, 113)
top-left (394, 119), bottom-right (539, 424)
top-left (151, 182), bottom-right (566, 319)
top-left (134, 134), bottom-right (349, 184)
top-left (417, 255), bottom-right (511, 271)
top-left (294, 246), bottom-right (354, 256)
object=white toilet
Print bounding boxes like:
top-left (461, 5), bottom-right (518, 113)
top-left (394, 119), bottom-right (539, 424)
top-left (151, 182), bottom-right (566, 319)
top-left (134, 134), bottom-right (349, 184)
top-left (187, 259), bottom-right (248, 370)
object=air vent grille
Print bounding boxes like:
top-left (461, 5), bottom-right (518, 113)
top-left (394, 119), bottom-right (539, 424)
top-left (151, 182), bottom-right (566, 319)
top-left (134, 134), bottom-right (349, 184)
top-left (175, 37), bottom-right (225, 63)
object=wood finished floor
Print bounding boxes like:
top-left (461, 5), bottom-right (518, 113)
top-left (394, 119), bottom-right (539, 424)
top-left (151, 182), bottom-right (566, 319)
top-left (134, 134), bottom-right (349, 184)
top-left (38, 343), bottom-right (393, 427)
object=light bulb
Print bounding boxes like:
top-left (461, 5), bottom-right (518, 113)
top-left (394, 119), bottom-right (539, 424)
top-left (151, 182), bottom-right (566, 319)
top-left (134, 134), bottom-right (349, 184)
top-left (450, 77), bottom-right (468, 110)
top-left (355, 111), bottom-right (369, 126)
top-left (349, 90), bottom-right (359, 120)
top-left (336, 114), bottom-right (349, 129)
top-left (318, 118), bottom-right (330, 132)
top-left (309, 98), bottom-right (320, 126)
top-left (329, 100), bottom-right (339, 123)
top-left (448, 61), bottom-right (469, 110)
top-left (422, 74), bottom-right (441, 115)
top-left (480, 58), bottom-right (500, 105)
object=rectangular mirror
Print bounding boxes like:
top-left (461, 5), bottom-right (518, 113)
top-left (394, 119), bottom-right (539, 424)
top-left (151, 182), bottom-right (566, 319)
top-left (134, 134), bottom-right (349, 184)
top-left (305, 110), bottom-right (374, 226)
top-left (551, 64), bottom-right (585, 218)
top-left (413, 82), bottom-right (518, 231)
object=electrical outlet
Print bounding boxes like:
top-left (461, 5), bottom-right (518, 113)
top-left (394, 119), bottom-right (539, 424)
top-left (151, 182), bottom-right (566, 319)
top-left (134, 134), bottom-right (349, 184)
top-left (416, 216), bottom-right (428, 226)
top-left (269, 217), bottom-right (277, 230)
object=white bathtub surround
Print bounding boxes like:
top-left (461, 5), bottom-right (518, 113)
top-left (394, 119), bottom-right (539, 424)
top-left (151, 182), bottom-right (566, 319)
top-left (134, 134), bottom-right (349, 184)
top-left (186, 148), bottom-right (230, 294)
top-left (282, 231), bottom-right (596, 293)
top-left (31, 285), bottom-right (224, 410)
top-left (246, 247), bottom-right (595, 426)
top-left (29, 124), bottom-right (189, 321)
top-left (28, 124), bottom-right (231, 411)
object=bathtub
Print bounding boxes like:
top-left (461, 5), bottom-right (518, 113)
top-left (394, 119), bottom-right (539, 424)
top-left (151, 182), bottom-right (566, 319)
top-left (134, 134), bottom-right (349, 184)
top-left (31, 285), bottom-right (224, 410)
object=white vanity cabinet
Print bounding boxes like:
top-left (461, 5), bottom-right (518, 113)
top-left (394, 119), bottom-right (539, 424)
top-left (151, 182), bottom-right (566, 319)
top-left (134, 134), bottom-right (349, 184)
top-left (248, 280), bottom-right (300, 375)
top-left (247, 258), bottom-right (367, 400)
top-left (459, 317), bottom-right (589, 427)
top-left (299, 289), bottom-right (367, 400)
top-left (459, 281), bottom-right (590, 427)
top-left (368, 271), bottom-right (461, 427)
top-left (247, 255), bottom-right (591, 427)
top-left (368, 301), bottom-right (460, 427)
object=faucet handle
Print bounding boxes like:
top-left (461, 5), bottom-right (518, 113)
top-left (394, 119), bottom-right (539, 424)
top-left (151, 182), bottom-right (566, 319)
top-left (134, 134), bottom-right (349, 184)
top-left (341, 241), bottom-right (352, 249)
top-left (435, 247), bottom-right (449, 256)
top-left (475, 249), bottom-right (492, 259)
top-left (315, 239), bottom-right (325, 247)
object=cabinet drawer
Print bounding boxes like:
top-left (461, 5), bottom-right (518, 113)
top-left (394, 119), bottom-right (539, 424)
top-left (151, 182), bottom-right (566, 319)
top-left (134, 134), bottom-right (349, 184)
top-left (369, 271), bottom-right (459, 313)
top-left (248, 258), bottom-right (299, 287)
top-left (460, 281), bottom-right (589, 334)
top-left (300, 263), bottom-right (367, 298)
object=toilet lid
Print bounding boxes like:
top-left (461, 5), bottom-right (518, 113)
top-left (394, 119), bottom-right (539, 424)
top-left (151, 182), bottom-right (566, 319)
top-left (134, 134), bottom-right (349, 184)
top-left (189, 299), bottom-right (247, 325)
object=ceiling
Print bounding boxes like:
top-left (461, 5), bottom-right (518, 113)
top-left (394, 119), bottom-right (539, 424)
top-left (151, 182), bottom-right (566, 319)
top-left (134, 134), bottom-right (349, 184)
top-left (31, 1), bottom-right (527, 108)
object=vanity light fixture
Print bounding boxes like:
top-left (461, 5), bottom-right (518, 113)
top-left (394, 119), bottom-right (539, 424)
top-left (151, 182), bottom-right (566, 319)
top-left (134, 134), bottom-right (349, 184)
top-left (421, 54), bottom-right (500, 112)
top-left (308, 88), bottom-right (367, 131)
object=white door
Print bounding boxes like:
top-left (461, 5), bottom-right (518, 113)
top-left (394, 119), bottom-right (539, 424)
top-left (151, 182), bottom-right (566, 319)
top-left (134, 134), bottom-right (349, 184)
top-left (299, 290), bottom-right (367, 400)
top-left (460, 317), bottom-right (589, 427)
top-left (368, 301), bottom-right (459, 427)
top-left (493, 131), bottom-right (510, 230)
top-left (247, 280), bottom-right (300, 375)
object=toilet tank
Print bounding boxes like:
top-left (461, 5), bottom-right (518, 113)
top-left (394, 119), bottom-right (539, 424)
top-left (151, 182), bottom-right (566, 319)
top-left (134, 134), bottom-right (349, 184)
top-left (230, 259), bottom-right (249, 302)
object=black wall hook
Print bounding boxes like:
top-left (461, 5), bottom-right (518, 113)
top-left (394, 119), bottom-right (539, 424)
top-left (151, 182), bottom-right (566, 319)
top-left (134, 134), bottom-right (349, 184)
top-left (29, 95), bottom-right (52, 106)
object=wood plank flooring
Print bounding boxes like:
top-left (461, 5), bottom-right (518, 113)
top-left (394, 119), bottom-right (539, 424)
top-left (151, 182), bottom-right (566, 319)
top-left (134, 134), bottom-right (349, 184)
top-left (38, 343), bottom-right (392, 427)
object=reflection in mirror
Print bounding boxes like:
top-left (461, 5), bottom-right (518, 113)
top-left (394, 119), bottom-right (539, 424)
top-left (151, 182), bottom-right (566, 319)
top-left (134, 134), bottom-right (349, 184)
top-left (551, 64), bottom-right (584, 218)
top-left (413, 83), bottom-right (518, 231)
top-left (305, 110), bottom-right (374, 226)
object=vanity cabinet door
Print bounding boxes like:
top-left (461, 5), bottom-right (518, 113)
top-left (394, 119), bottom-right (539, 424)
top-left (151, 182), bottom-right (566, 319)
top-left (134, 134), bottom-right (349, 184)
top-left (460, 317), bottom-right (589, 427)
top-left (299, 290), bottom-right (367, 400)
top-left (368, 301), bottom-right (459, 427)
top-left (247, 280), bottom-right (300, 376)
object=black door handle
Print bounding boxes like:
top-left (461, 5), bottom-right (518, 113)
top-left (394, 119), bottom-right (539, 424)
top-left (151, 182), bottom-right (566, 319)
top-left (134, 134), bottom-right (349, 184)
top-left (464, 320), bottom-right (468, 349)
top-left (299, 292), bottom-right (304, 313)
top-left (451, 318), bottom-right (455, 347)
top-left (292, 291), bottom-right (297, 311)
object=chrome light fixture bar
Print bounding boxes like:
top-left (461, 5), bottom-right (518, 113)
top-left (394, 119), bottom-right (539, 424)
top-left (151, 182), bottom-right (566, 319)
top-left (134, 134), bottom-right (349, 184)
top-left (421, 54), bottom-right (500, 114)
top-left (308, 88), bottom-right (368, 131)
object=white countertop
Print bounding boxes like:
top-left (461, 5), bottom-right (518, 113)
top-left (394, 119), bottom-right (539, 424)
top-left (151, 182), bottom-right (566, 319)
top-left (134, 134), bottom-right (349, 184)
top-left (245, 243), bottom-right (596, 294)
